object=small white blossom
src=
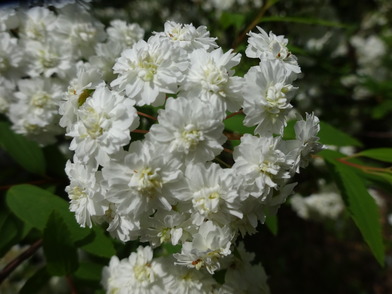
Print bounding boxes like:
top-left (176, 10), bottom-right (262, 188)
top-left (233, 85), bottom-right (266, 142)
top-left (102, 246), bottom-right (166, 294)
top-left (182, 48), bottom-right (243, 112)
top-left (147, 97), bottom-right (226, 163)
top-left (174, 221), bottom-right (234, 274)
top-left (106, 19), bottom-right (145, 49)
top-left (111, 35), bottom-right (188, 106)
top-left (242, 59), bottom-right (297, 136)
top-left (67, 83), bottom-right (139, 166)
top-left (65, 159), bottom-right (109, 228)
top-left (246, 26), bottom-right (301, 75)
top-left (154, 21), bottom-right (218, 52)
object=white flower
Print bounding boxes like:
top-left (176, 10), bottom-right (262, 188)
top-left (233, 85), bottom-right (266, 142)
top-left (102, 140), bottom-right (185, 220)
top-left (246, 26), bottom-right (301, 75)
top-left (9, 77), bottom-right (65, 145)
top-left (23, 39), bottom-right (73, 79)
top-left (107, 19), bottom-right (145, 49)
top-left (147, 97), bottom-right (226, 163)
top-left (0, 32), bottom-right (24, 81)
top-left (59, 61), bottom-right (103, 132)
top-left (180, 162), bottom-right (243, 227)
top-left (242, 59), bottom-right (297, 136)
top-left (174, 221), bottom-right (234, 274)
top-left (220, 242), bottom-right (270, 294)
top-left (89, 41), bottom-right (125, 83)
top-left (0, 77), bottom-right (15, 113)
top-left (103, 203), bottom-right (141, 242)
top-left (111, 35), bottom-right (188, 106)
top-left (102, 246), bottom-right (165, 294)
top-left (290, 192), bottom-right (344, 221)
top-left (294, 112), bottom-right (324, 169)
top-left (159, 255), bottom-right (218, 294)
top-left (182, 48), bottom-right (243, 112)
top-left (0, 8), bottom-right (18, 32)
top-left (233, 134), bottom-right (291, 198)
top-left (154, 21), bottom-right (218, 52)
top-left (54, 4), bottom-right (106, 59)
top-left (140, 210), bottom-right (189, 247)
top-left (65, 159), bottom-right (109, 228)
top-left (67, 83), bottom-right (139, 166)
top-left (18, 7), bottom-right (57, 42)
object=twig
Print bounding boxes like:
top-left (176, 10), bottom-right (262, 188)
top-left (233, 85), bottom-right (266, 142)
top-left (225, 110), bottom-right (243, 120)
top-left (232, 0), bottom-right (277, 50)
top-left (0, 239), bottom-right (43, 285)
top-left (132, 129), bottom-right (149, 134)
top-left (137, 111), bottom-right (157, 121)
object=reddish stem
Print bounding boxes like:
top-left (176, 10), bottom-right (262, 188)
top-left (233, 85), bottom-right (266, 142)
top-left (337, 158), bottom-right (390, 173)
top-left (225, 110), bottom-right (243, 120)
top-left (137, 111), bottom-right (157, 121)
top-left (0, 239), bottom-right (43, 285)
top-left (132, 129), bottom-right (149, 134)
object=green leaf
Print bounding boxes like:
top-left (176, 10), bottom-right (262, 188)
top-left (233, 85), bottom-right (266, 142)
top-left (81, 225), bottom-right (116, 258)
top-left (265, 213), bottom-right (278, 236)
top-left (6, 184), bottom-right (91, 243)
top-left (357, 148), bottom-right (392, 163)
top-left (320, 150), bottom-right (385, 266)
top-left (372, 100), bottom-right (392, 119)
top-left (260, 16), bottom-right (353, 29)
top-left (19, 267), bottom-right (51, 294)
top-left (220, 12), bottom-right (245, 29)
top-left (43, 211), bottom-right (79, 275)
top-left (0, 121), bottom-right (46, 175)
top-left (283, 120), bottom-right (296, 140)
top-left (0, 206), bottom-right (31, 257)
top-left (224, 113), bottom-right (255, 135)
top-left (74, 262), bottom-right (103, 282)
top-left (318, 121), bottom-right (362, 147)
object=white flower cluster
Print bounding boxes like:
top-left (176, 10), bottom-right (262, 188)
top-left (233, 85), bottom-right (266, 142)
top-left (62, 18), bottom-right (322, 277)
top-left (0, 3), bottom-right (144, 145)
top-left (1, 2), bottom-right (323, 290)
top-left (102, 243), bottom-right (270, 294)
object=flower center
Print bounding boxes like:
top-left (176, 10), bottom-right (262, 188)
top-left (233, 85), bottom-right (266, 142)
top-left (80, 106), bottom-right (105, 139)
top-left (137, 52), bottom-right (158, 81)
top-left (179, 124), bottom-right (204, 151)
top-left (131, 167), bottom-right (163, 196)
top-left (193, 186), bottom-right (221, 215)
top-left (69, 186), bottom-right (87, 201)
top-left (201, 62), bottom-right (228, 94)
top-left (265, 83), bottom-right (292, 114)
top-left (31, 92), bottom-right (51, 108)
top-left (133, 263), bottom-right (154, 283)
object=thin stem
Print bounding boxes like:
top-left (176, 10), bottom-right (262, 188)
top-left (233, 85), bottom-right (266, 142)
top-left (66, 275), bottom-right (78, 294)
top-left (0, 239), bottom-right (43, 285)
top-left (132, 129), bottom-right (149, 134)
top-left (137, 111), bottom-right (157, 121)
top-left (223, 148), bottom-right (233, 154)
top-left (224, 132), bottom-right (242, 141)
top-left (337, 157), bottom-right (391, 173)
top-left (232, 0), bottom-right (277, 50)
top-left (225, 110), bottom-right (243, 120)
top-left (214, 157), bottom-right (232, 168)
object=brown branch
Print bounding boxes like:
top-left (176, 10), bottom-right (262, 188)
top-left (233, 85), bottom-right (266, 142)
top-left (132, 129), bottom-right (149, 134)
top-left (232, 0), bottom-right (276, 50)
top-left (66, 275), bottom-right (78, 294)
top-left (137, 111), bottom-right (157, 121)
top-left (223, 148), bottom-right (233, 154)
top-left (337, 158), bottom-right (390, 173)
top-left (0, 239), bottom-right (43, 285)
top-left (225, 110), bottom-right (243, 120)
